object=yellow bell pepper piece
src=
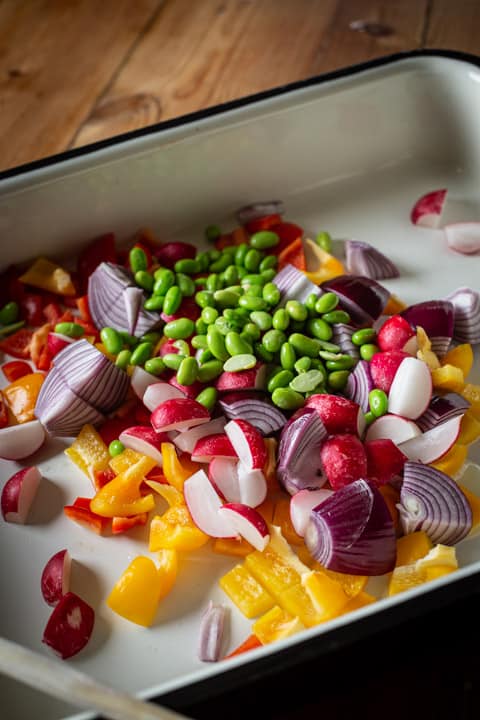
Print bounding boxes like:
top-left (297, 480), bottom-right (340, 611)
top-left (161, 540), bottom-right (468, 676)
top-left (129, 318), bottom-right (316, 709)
top-left (109, 448), bottom-right (145, 473)
top-left (462, 384), bottom-right (480, 420)
top-left (213, 536), bottom-right (253, 557)
top-left (431, 443), bottom-right (468, 477)
top-left (303, 240), bottom-right (345, 283)
top-left (245, 547), bottom-right (301, 600)
top-left (431, 364), bottom-right (464, 393)
top-left (314, 566), bottom-right (368, 598)
top-left (157, 549), bottom-right (178, 601)
top-left (220, 564), bottom-right (275, 619)
top-left (388, 544), bottom-right (457, 596)
top-left (457, 484), bottom-right (480, 533)
top-left (458, 411), bottom-right (480, 445)
top-left (301, 570), bottom-right (350, 621)
top-left (107, 556), bottom-right (163, 627)
top-left (252, 606), bottom-right (304, 644)
top-left (442, 343), bottom-right (474, 378)
top-left (416, 327), bottom-right (440, 370)
top-left (161, 442), bottom-right (198, 491)
top-left (2, 372), bottom-right (44, 424)
top-left (395, 531), bottom-right (432, 567)
top-left (342, 591), bottom-right (376, 614)
top-left (416, 544), bottom-right (457, 571)
top-left (279, 582), bottom-right (322, 628)
top-left (19, 257), bottom-right (75, 296)
top-left (272, 497), bottom-right (303, 546)
top-left (149, 505), bottom-right (208, 552)
top-left (65, 423), bottom-right (110, 480)
top-left (91, 455), bottom-right (156, 517)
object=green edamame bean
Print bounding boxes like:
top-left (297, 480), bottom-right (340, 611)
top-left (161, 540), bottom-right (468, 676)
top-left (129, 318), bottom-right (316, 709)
top-left (197, 359), bottom-right (224, 383)
top-left (164, 318), bottom-right (195, 340)
top-left (144, 295), bottom-right (165, 311)
top-left (314, 292), bottom-right (339, 315)
top-left (195, 290), bottom-right (215, 309)
top-left (271, 387), bottom-right (305, 410)
top-left (130, 341), bottom-right (154, 366)
top-left (310, 358), bottom-right (326, 372)
top-left (198, 349), bottom-right (214, 363)
top-left (254, 342), bottom-right (274, 363)
top-left (238, 295), bottom-right (268, 312)
top-left (191, 334), bottom-right (208, 349)
top-left (290, 369), bottom-right (325, 393)
top-left (0, 301), bottom-right (19, 325)
top-left (285, 300), bottom-right (308, 323)
top-left (163, 353), bottom-right (185, 371)
top-left (109, 439), bottom-right (125, 458)
top-left (280, 342), bottom-right (296, 371)
top-left (241, 323), bottom-right (261, 342)
top-left (163, 286), bottom-right (183, 315)
top-left (294, 356), bottom-right (312, 373)
top-left (322, 310), bottom-right (351, 325)
top-left (100, 327), bottom-right (123, 355)
top-left (196, 252), bottom-right (211, 272)
top-left (176, 273), bottom-right (196, 297)
top-left (289, 333), bottom-right (322, 358)
top-left (205, 224), bottom-right (222, 242)
top-left (141, 332), bottom-right (162, 345)
top-left (144, 356), bottom-right (166, 375)
top-left (327, 370), bottom-right (350, 390)
top-left (244, 248), bottom-right (262, 272)
top-left (209, 249), bottom-right (221, 262)
top-left (225, 331), bottom-right (252, 356)
top-left (250, 311), bottom-right (272, 332)
top-left (261, 269), bottom-right (276, 282)
top-left (272, 308), bottom-right (290, 332)
top-left (262, 282), bottom-right (281, 307)
top-left (306, 318), bottom-right (333, 341)
top-left (317, 340), bottom-right (341, 352)
top-left (223, 308), bottom-right (246, 326)
top-left (262, 329), bottom-right (285, 354)
top-left (207, 325), bottom-right (229, 361)
top-left (173, 340), bottom-right (190, 356)
top-left (176, 357), bottom-right (199, 386)
top-left (174, 258), bottom-right (200, 275)
top-left (259, 254), bottom-right (277, 272)
top-left (201, 306), bottom-right (218, 325)
top-left (215, 317), bottom-right (232, 335)
top-left (369, 389), bottom-right (388, 418)
top-left (118, 331), bottom-right (137, 347)
top-left (241, 274), bottom-right (265, 287)
top-left (360, 343), bottom-right (379, 361)
top-left (196, 386), bottom-right (218, 411)
top-left (129, 247), bottom-right (148, 273)
top-left (351, 328), bottom-right (377, 346)
top-left (223, 265), bottom-right (239, 286)
top-left (115, 349), bottom-right (132, 370)
top-left (268, 369), bottom-right (294, 393)
top-left (237, 266), bottom-right (248, 280)
top-left (364, 411), bottom-right (376, 425)
top-left (245, 285), bottom-right (262, 298)
top-left (249, 230), bottom-right (280, 250)
top-left (315, 231), bottom-right (332, 252)
top-left (234, 244), bottom-right (249, 266)
top-left (0, 320), bottom-right (24, 337)
top-left (55, 322), bottom-right (85, 338)
top-left (210, 254), bottom-right (233, 273)
top-left (206, 273), bottom-right (221, 292)
top-left (135, 270), bottom-right (154, 292)
top-left (325, 355), bottom-right (355, 371)
top-left (305, 293), bottom-right (319, 312)
top-left (154, 267), bottom-right (175, 288)
top-left (214, 289), bottom-right (240, 308)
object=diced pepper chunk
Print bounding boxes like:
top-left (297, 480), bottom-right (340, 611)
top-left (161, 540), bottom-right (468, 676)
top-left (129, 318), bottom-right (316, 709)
top-left (224, 634), bottom-right (262, 659)
top-left (301, 570), bottom-right (350, 621)
top-left (149, 505), bottom-right (208, 552)
top-left (161, 442), bottom-right (198, 491)
top-left (279, 582), bottom-right (321, 628)
top-left (245, 547), bottom-right (301, 601)
top-left (157, 549), bottom-right (178, 601)
top-left (442, 343), bottom-right (474, 378)
top-left (395, 531), bottom-right (433, 567)
top-left (19, 257), bottom-right (76, 296)
top-left (383, 294), bottom-right (407, 315)
top-left (378, 484), bottom-right (400, 532)
top-left (111, 513), bottom-right (148, 534)
top-left (107, 556), bottom-right (162, 627)
top-left (314, 566), bottom-right (368, 599)
top-left (220, 564), bottom-right (275, 619)
top-left (252, 606), bottom-right (304, 645)
top-left (342, 591), bottom-right (377, 614)
top-left (213, 536), bottom-right (253, 557)
top-left (431, 364), bottom-right (464, 393)
top-left (458, 484), bottom-right (480, 533)
top-left (64, 497), bottom-right (108, 535)
top-left (109, 447), bottom-right (144, 474)
top-left (90, 455), bottom-right (156, 517)
top-left (0, 328), bottom-right (34, 359)
top-left (458, 411), bottom-right (480, 446)
top-left (431, 443), bottom-right (468, 477)
top-left (461, 384), bottom-right (480, 420)
top-left (65, 423), bottom-right (110, 481)
top-left (1, 360), bottom-right (32, 383)
top-left (278, 237), bottom-right (306, 272)
top-left (2, 372), bottom-right (44, 423)
top-left (416, 544), bottom-right (457, 571)
top-left (263, 438), bottom-right (279, 490)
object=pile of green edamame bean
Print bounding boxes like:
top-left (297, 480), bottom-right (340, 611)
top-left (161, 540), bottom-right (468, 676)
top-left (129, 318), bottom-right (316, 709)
top-left (97, 229), bottom-right (382, 413)
top-left (0, 301), bottom-right (25, 337)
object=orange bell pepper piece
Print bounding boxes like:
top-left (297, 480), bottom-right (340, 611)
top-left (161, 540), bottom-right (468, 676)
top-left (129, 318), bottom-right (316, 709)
top-left (161, 442), bottom-right (198, 490)
top-left (442, 343), bottom-right (474, 378)
top-left (2, 372), bottom-right (44, 423)
top-left (224, 634), bottom-right (262, 659)
top-left (90, 455), bottom-right (156, 517)
top-left (111, 513), bottom-right (148, 534)
top-left (272, 497), bottom-right (303, 546)
top-left (64, 497), bottom-right (108, 535)
top-left (19, 257), bottom-right (76, 296)
top-left (277, 237), bottom-right (306, 271)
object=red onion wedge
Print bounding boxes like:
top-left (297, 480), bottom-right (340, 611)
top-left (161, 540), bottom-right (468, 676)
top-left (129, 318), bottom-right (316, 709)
top-left (321, 274), bottom-right (390, 326)
top-left (218, 391), bottom-right (286, 435)
top-left (400, 300), bottom-right (454, 357)
top-left (416, 393), bottom-right (471, 432)
top-left (198, 601), bottom-right (228, 662)
top-left (273, 264), bottom-right (322, 305)
top-left (445, 222), bottom-right (480, 255)
top-left (36, 373), bottom-right (105, 436)
top-left (410, 189), bottom-right (447, 227)
top-left (304, 479), bottom-right (396, 575)
top-left (345, 360), bottom-right (374, 413)
top-left (277, 408), bottom-right (327, 495)
top-left (331, 323), bottom-right (360, 360)
top-left (445, 287), bottom-right (480, 345)
top-left (345, 240), bottom-right (400, 280)
top-left (399, 461), bottom-right (472, 545)
top-left (290, 488), bottom-right (333, 537)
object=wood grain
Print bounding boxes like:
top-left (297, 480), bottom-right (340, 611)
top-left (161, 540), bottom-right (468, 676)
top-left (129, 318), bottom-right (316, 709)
top-left (0, 0), bottom-right (162, 170)
top-left (426, 0), bottom-right (480, 54)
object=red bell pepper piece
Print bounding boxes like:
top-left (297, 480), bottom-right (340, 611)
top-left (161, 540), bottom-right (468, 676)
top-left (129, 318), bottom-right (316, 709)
top-left (1, 360), bottom-right (32, 382)
top-left (0, 396), bottom-right (8, 429)
top-left (36, 344), bottom-right (53, 371)
top-left (20, 293), bottom-right (45, 326)
top-left (270, 221), bottom-right (303, 253)
top-left (64, 497), bottom-right (108, 534)
top-left (93, 467), bottom-right (116, 491)
top-left (98, 417), bottom-right (134, 447)
top-left (224, 634), bottom-right (262, 658)
top-left (0, 328), bottom-right (34, 359)
top-left (43, 302), bottom-right (63, 326)
top-left (76, 295), bottom-right (93, 323)
top-left (111, 513), bottom-right (148, 535)
top-left (245, 214), bottom-right (282, 234)
top-left (77, 232), bottom-right (117, 292)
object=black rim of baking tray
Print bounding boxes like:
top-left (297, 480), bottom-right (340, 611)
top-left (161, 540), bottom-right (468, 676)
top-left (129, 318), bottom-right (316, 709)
top-left (0, 48), bottom-right (479, 183)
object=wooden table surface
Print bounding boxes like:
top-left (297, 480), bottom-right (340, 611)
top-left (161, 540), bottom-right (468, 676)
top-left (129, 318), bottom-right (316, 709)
top-left (1, 1), bottom-right (480, 719)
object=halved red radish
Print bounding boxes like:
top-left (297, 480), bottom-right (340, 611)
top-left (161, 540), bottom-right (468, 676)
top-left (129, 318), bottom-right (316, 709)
top-left (131, 366), bottom-right (159, 399)
top-left (47, 332), bottom-right (75, 357)
top-left (365, 414), bottom-right (421, 444)
top-left (41, 549), bottom-right (71, 606)
top-left (224, 419), bottom-right (266, 470)
top-left (217, 503), bottom-right (270, 551)
top-left (303, 394), bottom-right (364, 436)
top-left (364, 439), bottom-right (407, 486)
top-left (398, 415), bottom-right (462, 464)
top-left (119, 425), bottom-right (168, 464)
top-left (377, 315), bottom-right (417, 354)
top-left (151, 398), bottom-right (210, 433)
top-left (369, 350), bottom-right (410, 393)
top-left (184, 469), bottom-right (237, 538)
top-left (216, 363), bottom-right (267, 392)
top-left (290, 488), bottom-right (333, 537)
top-left (445, 222), bottom-right (480, 255)
top-left (168, 376), bottom-right (204, 400)
top-left (410, 189), bottom-right (447, 227)
top-left (387, 357), bottom-right (432, 420)
top-left (42, 591), bottom-right (95, 659)
top-left (174, 416), bottom-right (226, 454)
top-left (209, 457), bottom-right (241, 503)
top-left (1, 466), bottom-right (42, 523)
top-left (0, 420), bottom-right (46, 460)
top-left (191, 433), bottom-right (236, 463)
top-left (237, 463), bottom-right (267, 508)
top-left (320, 434), bottom-right (367, 491)
top-left (142, 381), bottom-right (185, 410)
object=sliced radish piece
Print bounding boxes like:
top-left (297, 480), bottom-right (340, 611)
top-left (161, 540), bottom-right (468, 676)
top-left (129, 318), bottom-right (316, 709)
top-left (445, 222), bottom-right (480, 255)
top-left (41, 549), bottom-right (71, 606)
top-left (174, 417), bottom-right (227, 454)
top-left (237, 463), bottom-right (267, 508)
top-left (410, 189), bottom-right (447, 227)
top-left (369, 350), bottom-right (410, 393)
top-left (131, 366), bottom-right (160, 400)
top-left (304, 394), bottom-right (365, 437)
top-left (184, 470), bottom-right (237, 538)
top-left (387, 357), bottom-right (433, 420)
top-left (191, 433), bottom-right (236, 463)
top-left (1, 466), bottom-right (42, 524)
top-left (218, 503), bottom-right (270, 551)
top-left (142, 381), bottom-right (185, 410)
top-left (209, 458), bottom-right (241, 503)
top-left (42, 592), bottom-right (95, 659)
top-left (216, 363), bottom-right (267, 392)
top-left (365, 414), bottom-right (421, 444)
top-left (290, 489), bottom-right (334, 537)
top-left (225, 419), bottom-right (267, 470)
top-left (119, 426), bottom-right (167, 465)
top-left (398, 415), bottom-right (462, 464)
top-left (377, 315), bottom-right (417, 354)
top-left (151, 398), bottom-right (210, 433)
top-left (47, 332), bottom-right (75, 357)
top-left (0, 420), bottom-right (46, 460)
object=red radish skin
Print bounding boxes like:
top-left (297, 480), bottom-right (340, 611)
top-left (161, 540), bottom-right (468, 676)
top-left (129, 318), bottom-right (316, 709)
top-left (398, 415), bottom-right (462, 464)
top-left (0, 420), bottom-right (46, 461)
top-left (304, 394), bottom-right (364, 436)
top-left (320, 434), bottom-right (368, 491)
top-left (191, 433), bottom-right (237, 463)
top-left (216, 364), bottom-right (267, 392)
top-left (225, 419), bottom-right (267, 470)
top-left (377, 316), bottom-right (416, 353)
top-left (1, 466), bottom-right (42, 524)
top-left (119, 426), bottom-right (169, 465)
top-left (157, 338), bottom-right (183, 357)
top-left (387, 357), bottom-right (433, 420)
top-left (42, 592), bottom-right (95, 659)
top-left (184, 470), bottom-right (237, 538)
top-left (41, 549), bottom-right (71, 606)
top-left (290, 488), bottom-right (334, 537)
top-left (161, 296), bottom-right (200, 323)
top-left (365, 414), bottom-right (421, 444)
top-left (151, 398), bottom-right (210, 433)
top-left (167, 376), bottom-right (204, 400)
top-left (365, 439), bottom-right (407, 486)
top-left (410, 189), bottom-right (447, 227)
top-left (369, 350), bottom-right (410, 393)
top-left (174, 417), bottom-right (227, 454)
top-left (142, 382), bottom-right (185, 411)
top-left (47, 332), bottom-right (75, 357)
top-left (217, 503), bottom-right (270, 551)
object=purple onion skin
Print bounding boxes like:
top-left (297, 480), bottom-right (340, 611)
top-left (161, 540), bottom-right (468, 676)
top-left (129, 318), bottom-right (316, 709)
top-left (345, 360), bottom-right (374, 413)
top-left (416, 392), bottom-right (470, 432)
top-left (321, 275), bottom-right (390, 327)
top-left (305, 479), bottom-right (396, 575)
top-left (277, 408), bottom-right (327, 495)
top-left (445, 287), bottom-right (480, 345)
top-left (401, 301), bottom-right (454, 343)
top-left (218, 391), bottom-right (286, 436)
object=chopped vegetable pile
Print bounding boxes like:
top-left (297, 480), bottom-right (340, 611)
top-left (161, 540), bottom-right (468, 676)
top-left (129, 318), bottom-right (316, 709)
top-left (1, 195), bottom-right (480, 663)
